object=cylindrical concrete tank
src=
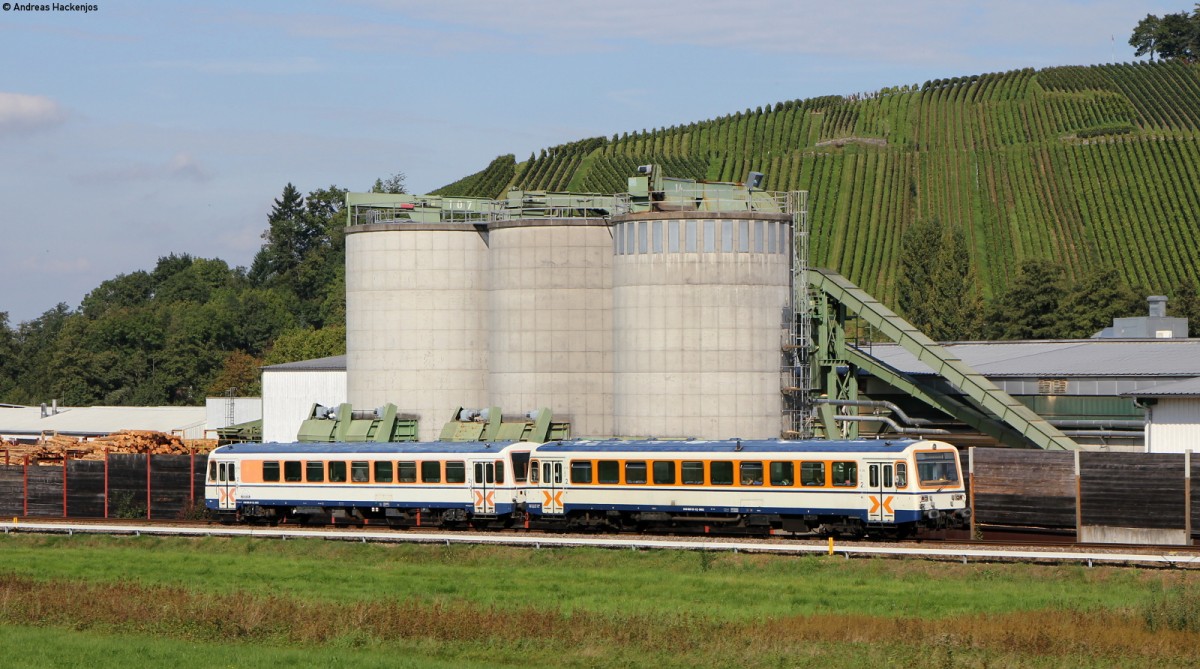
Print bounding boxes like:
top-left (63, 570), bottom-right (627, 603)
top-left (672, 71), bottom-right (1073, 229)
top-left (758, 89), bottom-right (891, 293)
top-left (345, 223), bottom-right (489, 441)
top-left (488, 219), bottom-right (613, 438)
top-left (611, 212), bottom-right (792, 440)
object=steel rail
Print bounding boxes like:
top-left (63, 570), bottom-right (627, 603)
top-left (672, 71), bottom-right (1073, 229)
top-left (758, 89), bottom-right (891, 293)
top-left (3, 520), bottom-right (1199, 568)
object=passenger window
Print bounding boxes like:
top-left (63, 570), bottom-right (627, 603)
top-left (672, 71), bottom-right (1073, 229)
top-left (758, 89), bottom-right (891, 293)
top-left (422, 461), bottom-right (442, 483)
top-left (374, 461), bottom-right (394, 483)
top-left (710, 461), bottom-right (734, 485)
top-left (896, 462), bottom-right (907, 487)
top-left (553, 462), bottom-right (562, 484)
top-left (208, 462), bottom-right (217, 482)
top-left (511, 452), bottom-right (530, 483)
top-left (542, 462), bottom-right (552, 484)
top-left (284, 461), bottom-right (302, 482)
top-left (306, 461), bottom-right (325, 483)
top-left (652, 461), bottom-right (676, 485)
top-left (446, 461), bottom-right (465, 484)
top-left (625, 461), bottom-right (647, 484)
top-left (263, 461), bottom-right (280, 482)
top-left (770, 461), bottom-right (794, 486)
top-left (329, 461), bottom-right (347, 483)
top-left (218, 463), bottom-right (226, 483)
top-left (740, 462), bottom-right (764, 486)
top-left (350, 461), bottom-right (369, 483)
top-left (571, 461), bottom-right (593, 484)
top-left (681, 461), bottom-right (704, 485)
top-left (530, 460), bottom-right (540, 484)
top-left (230, 464), bottom-right (236, 481)
top-left (801, 462), bottom-right (825, 486)
top-left (869, 464), bottom-right (879, 488)
top-left (495, 461), bottom-right (505, 484)
top-left (883, 464), bottom-right (893, 488)
top-left (832, 461), bottom-right (857, 487)
top-left (598, 460), bottom-right (619, 484)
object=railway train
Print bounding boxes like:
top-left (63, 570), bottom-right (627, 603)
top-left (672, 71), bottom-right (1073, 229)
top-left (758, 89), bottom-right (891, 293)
top-left (204, 438), bottom-right (969, 537)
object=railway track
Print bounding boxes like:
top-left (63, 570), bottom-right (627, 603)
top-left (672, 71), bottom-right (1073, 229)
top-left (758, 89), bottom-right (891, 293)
top-left (5, 517), bottom-right (1200, 568)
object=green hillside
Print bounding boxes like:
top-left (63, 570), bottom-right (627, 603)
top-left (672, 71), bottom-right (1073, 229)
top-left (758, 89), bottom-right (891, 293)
top-left (434, 61), bottom-right (1200, 304)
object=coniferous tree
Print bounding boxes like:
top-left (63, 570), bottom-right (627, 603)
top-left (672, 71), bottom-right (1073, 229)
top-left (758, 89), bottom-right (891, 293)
top-left (984, 259), bottom-right (1068, 339)
top-left (896, 217), bottom-right (943, 334)
top-left (1053, 267), bottom-right (1142, 338)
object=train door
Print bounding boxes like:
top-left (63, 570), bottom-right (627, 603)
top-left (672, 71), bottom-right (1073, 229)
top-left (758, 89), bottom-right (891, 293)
top-left (471, 460), bottom-right (497, 514)
top-left (214, 460), bottom-right (238, 511)
top-left (866, 460), bottom-right (896, 523)
top-left (535, 459), bottom-right (565, 515)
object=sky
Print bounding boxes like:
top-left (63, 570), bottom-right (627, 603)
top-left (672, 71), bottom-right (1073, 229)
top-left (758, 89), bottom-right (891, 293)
top-left (0, 0), bottom-right (1180, 325)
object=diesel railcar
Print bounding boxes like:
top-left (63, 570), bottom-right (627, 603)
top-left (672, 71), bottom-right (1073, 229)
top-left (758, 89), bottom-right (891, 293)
top-left (205, 438), bottom-right (968, 537)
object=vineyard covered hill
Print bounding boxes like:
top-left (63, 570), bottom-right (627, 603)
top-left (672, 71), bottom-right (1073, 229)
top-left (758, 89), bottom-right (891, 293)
top-left (434, 61), bottom-right (1200, 303)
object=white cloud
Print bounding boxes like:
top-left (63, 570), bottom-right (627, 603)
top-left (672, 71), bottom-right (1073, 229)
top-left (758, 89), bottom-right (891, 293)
top-left (0, 92), bottom-right (67, 135)
top-left (77, 151), bottom-right (213, 184)
top-left (145, 56), bottom-right (326, 76)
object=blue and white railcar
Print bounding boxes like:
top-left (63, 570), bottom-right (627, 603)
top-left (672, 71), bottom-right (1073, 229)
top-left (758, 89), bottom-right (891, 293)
top-left (525, 438), bottom-right (968, 536)
top-left (205, 441), bottom-right (536, 527)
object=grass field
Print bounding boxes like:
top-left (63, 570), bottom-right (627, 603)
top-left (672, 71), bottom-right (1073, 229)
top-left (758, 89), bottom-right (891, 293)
top-left (1, 533), bottom-right (1198, 667)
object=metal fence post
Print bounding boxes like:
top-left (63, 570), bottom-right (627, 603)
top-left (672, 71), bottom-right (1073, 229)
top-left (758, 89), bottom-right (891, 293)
top-left (1074, 450), bottom-right (1082, 542)
top-left (103, 449), bottom-right (109, 519)
top-left (146, 453), bottom-right (152, 521)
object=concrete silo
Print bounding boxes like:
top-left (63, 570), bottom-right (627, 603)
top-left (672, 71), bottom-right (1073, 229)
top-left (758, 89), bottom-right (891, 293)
top-left (345, 202), bottom-right (491, 441)
top-left (611, 210), bottom-right (792, 439)
top-left (488, 218), bottom-right (613, 437)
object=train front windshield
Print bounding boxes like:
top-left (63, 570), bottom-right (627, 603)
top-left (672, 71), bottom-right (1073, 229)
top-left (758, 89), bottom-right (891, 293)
top-left (916, 451), bottom-right (960, 486)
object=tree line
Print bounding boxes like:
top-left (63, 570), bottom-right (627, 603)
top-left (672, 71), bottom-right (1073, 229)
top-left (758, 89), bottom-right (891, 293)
top-left (896, 218), bottom-right (1200, 341)
top-left (0, 173), bottom-right (404, 407)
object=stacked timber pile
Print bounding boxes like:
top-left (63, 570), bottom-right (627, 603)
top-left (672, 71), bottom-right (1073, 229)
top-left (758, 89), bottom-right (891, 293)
top-left (1, 431), bottom-right (216, 465)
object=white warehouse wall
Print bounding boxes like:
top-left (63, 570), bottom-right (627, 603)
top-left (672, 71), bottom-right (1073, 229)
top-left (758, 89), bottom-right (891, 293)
top-left (262, 370), bottom-right (347, 443)
top-left (1145, 398), bottom-right (1200, 453)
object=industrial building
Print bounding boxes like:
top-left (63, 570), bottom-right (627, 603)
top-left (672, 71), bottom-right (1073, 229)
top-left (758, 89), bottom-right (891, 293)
top-left (253, 167), bottom-right (1199, 453)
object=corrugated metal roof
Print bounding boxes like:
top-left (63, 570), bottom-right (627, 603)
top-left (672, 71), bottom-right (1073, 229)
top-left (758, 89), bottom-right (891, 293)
top-left (1123, 377), bottom-right (1200, 397)
top-left (863, 340), bottom-right (1200, 377)
top-left (261, 355), bottom-right (347, 372)
top-left (0, 405), bottom-right (207, 438)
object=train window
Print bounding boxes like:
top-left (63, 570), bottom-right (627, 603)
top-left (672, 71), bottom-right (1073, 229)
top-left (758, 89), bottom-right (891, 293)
top-left (553, 462), bottom-right (562, 484)
top-left (398, 461), bottom-right (417, 483)
top-left (217, 463), bottom-right (226, 482)
top-left (422, 461), bottom-right (442, 483)
top-left (740, 462), bottom-right (764, 486)
top-left (374, 461), bottom-right (394, 483)
top-left (208, 461), bottom-right (216, 482)
top-left (652, 461), bottom-right (676, 485)
top-left (801, 462), bottom-right (825, 486)
top-left (710, 461), bottom-right (734, 486)
top-left (329, 461), bottom-right (347, 483)
top-left (883, 465), bottom-right (893, 488)
top-left (869, 464), bottom-right (879, 488)
top-left (495, 461), bottom-right (505, 484)
top-left (570, 461), bottom-right (593, 484)
top-left (681, 461), bottom-right (704, 485)
top-left (446, 461), bottom-right (466, 484)
top-left (542, 462), bottom-right (551, 485)
top-left (625, 461), bottom-right (647, 484)
top-left (229, 463), bottom-right (237, 481)
top-left (284, 461), bottom-right (302, 482)
top-left (530, 460), bottom-right (539, 484)
top-left (769, 461), bottom-right (794, 486)
top-left (306, 461), bottom-right (325, 483)
top-left (510, 452), bottom-right (529, 483)
top-left (263, 461), bottom-right (280, 482)
top-left (598, 460), bottom-right (619, 484)
top-left (351, 461), bottom-right (370, 483)
top-left (916, 451), bottom-right (960, 485)
top-left (832, 462), bottom-right (857, 487)
top-left (895, 462), bottom-right (907, 487)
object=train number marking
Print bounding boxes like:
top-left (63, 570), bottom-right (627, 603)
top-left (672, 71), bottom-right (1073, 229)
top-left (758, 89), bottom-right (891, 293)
top-left (868, 495), bottom-right (894, 515)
